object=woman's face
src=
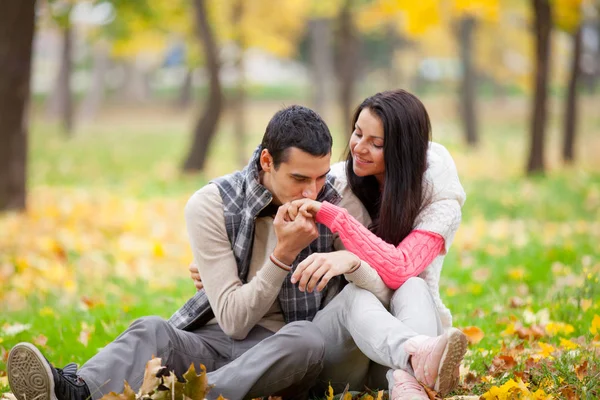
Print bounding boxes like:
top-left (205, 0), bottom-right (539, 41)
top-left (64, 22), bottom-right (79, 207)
top-left (349, 108), bottom-right (385, 184)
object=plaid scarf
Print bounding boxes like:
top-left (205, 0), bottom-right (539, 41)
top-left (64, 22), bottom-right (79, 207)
top-left (168, 147), bottom-right (342, 331)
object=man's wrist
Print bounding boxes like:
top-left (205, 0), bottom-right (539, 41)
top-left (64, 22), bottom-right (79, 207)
top-left (272, 248), bottom-right (296, 266)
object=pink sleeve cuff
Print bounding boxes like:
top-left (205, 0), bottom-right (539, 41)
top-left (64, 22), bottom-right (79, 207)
top-left (316, 201), bottom-right (343, 232)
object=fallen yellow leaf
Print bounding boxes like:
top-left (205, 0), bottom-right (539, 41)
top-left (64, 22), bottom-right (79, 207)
top-left (461, 326), bottom-right (485, 344)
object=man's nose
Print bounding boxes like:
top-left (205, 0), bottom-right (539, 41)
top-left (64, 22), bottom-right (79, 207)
top-left (302, 182), bottom-right (318, 200)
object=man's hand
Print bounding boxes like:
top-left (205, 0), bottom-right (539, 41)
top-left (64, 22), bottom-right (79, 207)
top-left (288, 199), bottom-right (322, 220)
top-left (273, 203), bottom-right (319, 265)
top-left (189, 262), bottom-right (203, 291)
top-left (291, 250), bottom-right (361, 293)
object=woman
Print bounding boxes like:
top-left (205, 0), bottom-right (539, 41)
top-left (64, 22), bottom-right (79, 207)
top-left (287, 89), bottom-right (467, 399)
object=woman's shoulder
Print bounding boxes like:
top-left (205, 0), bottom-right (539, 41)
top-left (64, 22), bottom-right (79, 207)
top-left (425, 142), bottom-right (466, 205)
top-left (329, 161), bottom-right (347, 181)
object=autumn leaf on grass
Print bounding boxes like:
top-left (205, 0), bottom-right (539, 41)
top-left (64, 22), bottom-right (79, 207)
top-left (559, 338), bottom-right (579, 350)
top-left (183, 363), bottom-right (212, 400)
top-left (159, 371), bottom-right (185, 397)
top-left (461, 326), bottom-right (484, 345)
top-left (534, 342), bottom-right (556, 360)
top-left (580, 299), bottom-right (592, 312)
top-left (575, 361), bottom-right (588, 382)
top-left (326, 384), bottom-right (334, 400)
top-left (138, 357), bottom-right (165, 395)
top-left (590, 314), bottom-right (600, 335)
top-left (99, 382), bottom-right (136, 400)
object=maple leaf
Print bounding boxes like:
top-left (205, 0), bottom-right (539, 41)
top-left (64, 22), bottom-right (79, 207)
top-left (461, 326), bottom-right (485, 344)
top-left (575, 360), bottom-right (588, 382)
top-left (138, 357), bottom-right (165, 395)
top-left (99, 382), bottom-right (136, 400)
top-left (183, 363), bottom-right (211, 400)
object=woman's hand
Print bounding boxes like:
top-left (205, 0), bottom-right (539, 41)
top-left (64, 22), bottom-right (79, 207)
top-left (189, 262), bottom-right (203, 291)
top-left (288, 199), bottom-right (322, 221)
top-left (290, 250), bottom-right (361, 293)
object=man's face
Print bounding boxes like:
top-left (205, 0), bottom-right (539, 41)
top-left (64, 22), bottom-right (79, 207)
top-left (261, 147), bottom-right (331, 205)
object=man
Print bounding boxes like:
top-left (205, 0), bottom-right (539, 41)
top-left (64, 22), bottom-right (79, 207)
top-left (7, 105), bottom-right (380, 400)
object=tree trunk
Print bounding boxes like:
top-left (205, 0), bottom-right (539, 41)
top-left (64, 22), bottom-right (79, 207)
top-left (79, 41), bottom-right (109, 121)
top-left (183, 0), bottom-right (223, 171)
top-left (385, 24), bottom-right (400, 89)
top-left (0, 0), bottom-right (35, 212)
top-left (337, 0), bottom-right (359, 139)
top-left (47, 24), bottom-right (74, 135)
top-left (563, 27), bottom-right (582, 164)
top-left (231, 0), bottom-right (247, 168)
top-left (309, 18), bottom-right (334, 118)
top-left (527, 0), bottom-right (552, 175)
top-left (458, 16), bottom-right (478, 147)
top-left (176, 67), bottom-right (193, 110)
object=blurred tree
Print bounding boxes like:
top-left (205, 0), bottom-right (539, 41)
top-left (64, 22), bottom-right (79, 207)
top-left (307, 0), bottom-right (342, 118)
top-left (46, 0), bottom-right (76, 136)
top-left (79, 40), bottom-right (110, 121)
top-left (337, 0), bottom-right (362, 139)
top-left (554, 0), bottom-right (584, 163)
top-left (452, 0), bottom-right (500, 147)
top-left (527, 0), bottom-right (552, 175)
top-left (0, 0), bottom-right (36, 211)
top-left (183, 0), bottom-right (223, 171)
top-left (211, 0), bottom-right (311, 167)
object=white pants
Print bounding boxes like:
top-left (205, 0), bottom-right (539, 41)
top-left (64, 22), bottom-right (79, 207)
top-left (312, 276), bottom-right (444, 394)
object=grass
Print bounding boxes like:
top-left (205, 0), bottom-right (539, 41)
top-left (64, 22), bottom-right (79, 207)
top-left (1, 96), bottom-right (600, 398)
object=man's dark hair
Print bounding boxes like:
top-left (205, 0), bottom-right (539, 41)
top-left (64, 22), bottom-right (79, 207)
top-left (260, 105), bottom-right (332, 169)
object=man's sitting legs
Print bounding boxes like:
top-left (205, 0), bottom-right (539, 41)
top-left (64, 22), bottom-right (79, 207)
top-left (8, 317), bottom-right (325, 400)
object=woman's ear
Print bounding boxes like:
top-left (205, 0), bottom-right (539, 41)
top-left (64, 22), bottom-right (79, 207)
top-left (260, 148), bottom-right (273, 172)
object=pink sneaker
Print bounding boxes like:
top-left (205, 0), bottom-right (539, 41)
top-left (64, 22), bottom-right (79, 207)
top-left (404, 327), bottom-right (467, 395)
top-left (391, 369), bottom-right (429, 400)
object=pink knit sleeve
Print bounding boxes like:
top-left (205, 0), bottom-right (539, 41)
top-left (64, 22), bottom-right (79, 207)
top-left (316, 201), bottom-right (445, 290)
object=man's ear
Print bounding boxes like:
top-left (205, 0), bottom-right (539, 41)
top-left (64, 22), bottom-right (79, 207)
top-left (260, 149), bottom-right (274, 172)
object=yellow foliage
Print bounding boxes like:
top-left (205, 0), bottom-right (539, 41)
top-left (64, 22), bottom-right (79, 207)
top-left (553, 0), bottom-right (582, 32)
top-left (356, 0), bottom-right (440, 37)
top-left (453, 0), bottom-right (500, 22)
top-left (481, 377), bottom-right (552, 400)
top-left (545, 321), bottom-right (575, 336)
top-left (208, 0), bottom-right (311, 57)
top-left (591, 314), bottom-right (600, 335)
top-left (536, 342), bottom-right (556, 359)
top-left (559, 338), bottom-right (579, 350)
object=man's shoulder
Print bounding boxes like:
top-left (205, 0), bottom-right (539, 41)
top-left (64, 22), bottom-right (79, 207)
top-left (186, 183), bottom-right (223, 213)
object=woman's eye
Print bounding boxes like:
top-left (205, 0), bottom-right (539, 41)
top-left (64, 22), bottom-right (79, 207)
top-left (353, 130), bottom-right (362, 138)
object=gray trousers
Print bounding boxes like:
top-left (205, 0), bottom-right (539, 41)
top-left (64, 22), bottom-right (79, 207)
top-left (312, 277), bottom-right (443, 394)
top-left (78, 317), bottom-right (324, 400)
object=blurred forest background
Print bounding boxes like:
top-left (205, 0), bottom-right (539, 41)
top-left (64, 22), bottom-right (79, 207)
top-left (1, 0), bottom-right (600, 398)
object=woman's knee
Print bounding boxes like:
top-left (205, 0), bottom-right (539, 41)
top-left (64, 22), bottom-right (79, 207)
top-left (393, 277), bottom-right (428, 299)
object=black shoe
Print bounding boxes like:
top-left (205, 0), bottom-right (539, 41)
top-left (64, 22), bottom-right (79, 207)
top-left (7, 343), bottom-right (91, 400)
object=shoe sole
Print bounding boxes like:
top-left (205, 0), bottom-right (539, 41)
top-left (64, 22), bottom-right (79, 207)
top-left (7, 343), bottom-right (57, 400)
top-left (434, 328), bottom-right (467, 395)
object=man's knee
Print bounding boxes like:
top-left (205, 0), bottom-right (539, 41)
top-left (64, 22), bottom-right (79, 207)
top-left (281, 321), bottom-right (325, 364)
top-left (129, 316), bottom-right (173, 343)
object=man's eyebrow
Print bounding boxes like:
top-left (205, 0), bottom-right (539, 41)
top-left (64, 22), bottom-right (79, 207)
top-left (290, 169), bottom-right (330, 179)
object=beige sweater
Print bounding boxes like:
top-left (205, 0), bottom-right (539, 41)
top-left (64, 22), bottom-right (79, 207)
top-left (185, 177), bottom-right (390, 340)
